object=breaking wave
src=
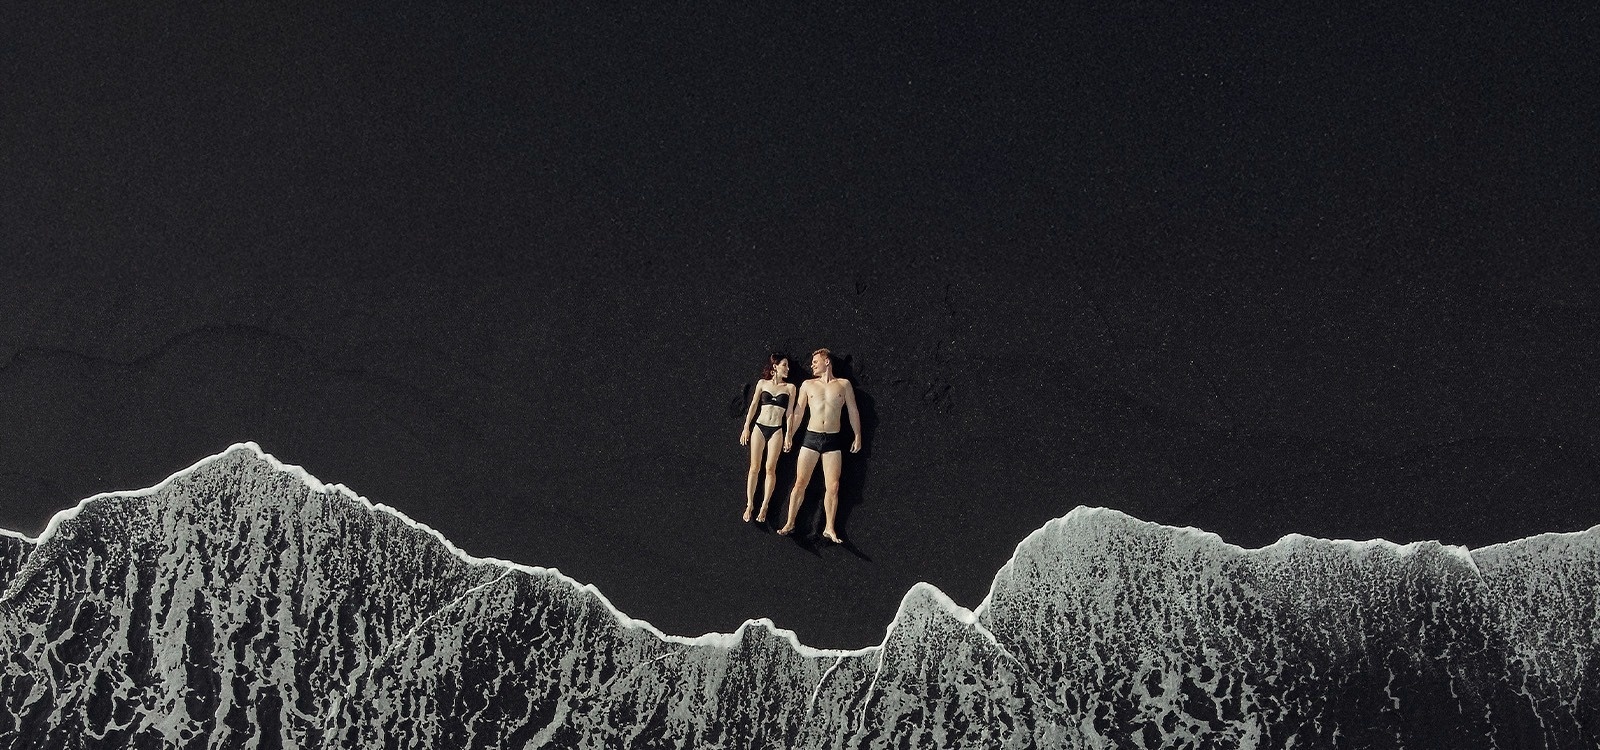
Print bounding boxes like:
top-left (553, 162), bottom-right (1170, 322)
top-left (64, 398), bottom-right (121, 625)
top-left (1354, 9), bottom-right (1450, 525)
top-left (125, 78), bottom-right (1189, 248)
top-left (1, 444), bottom-right (1595, 748)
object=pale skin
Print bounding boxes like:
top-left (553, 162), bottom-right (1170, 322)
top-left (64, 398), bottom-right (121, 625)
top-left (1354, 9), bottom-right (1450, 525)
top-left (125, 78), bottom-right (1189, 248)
top-left (779, 350), bottom-right (861, 542)
top-left (739, 358), bottom-right (796, 522)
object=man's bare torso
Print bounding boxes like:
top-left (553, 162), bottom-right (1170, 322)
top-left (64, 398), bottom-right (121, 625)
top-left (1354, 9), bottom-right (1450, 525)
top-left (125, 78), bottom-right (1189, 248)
top-left (802, 378), bottom-right (850, 433)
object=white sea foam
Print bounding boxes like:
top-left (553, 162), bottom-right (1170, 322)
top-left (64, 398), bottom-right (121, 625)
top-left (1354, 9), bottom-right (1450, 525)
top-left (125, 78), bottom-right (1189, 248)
top-left (4, 443), bottom-right (1598, 748)
top-left (0, 443), bottom-right (867, 657)
top-left (1, 442), bottom-right (1588, 652)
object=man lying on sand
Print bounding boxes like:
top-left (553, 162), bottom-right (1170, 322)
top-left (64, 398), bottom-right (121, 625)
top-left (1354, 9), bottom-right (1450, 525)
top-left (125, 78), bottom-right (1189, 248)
top-left (779, 348), bottom-right (861, 543)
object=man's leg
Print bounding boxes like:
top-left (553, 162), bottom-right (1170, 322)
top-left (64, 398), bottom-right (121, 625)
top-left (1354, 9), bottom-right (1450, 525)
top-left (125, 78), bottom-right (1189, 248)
top-left (821, 450), bottom-right (843, 542)
top-left (779, 447), bottom-right (820, 535)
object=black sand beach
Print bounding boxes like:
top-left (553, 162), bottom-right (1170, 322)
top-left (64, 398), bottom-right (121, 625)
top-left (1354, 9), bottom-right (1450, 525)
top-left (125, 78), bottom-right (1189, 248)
top-left (2, 4), bottom-right (1596, 648)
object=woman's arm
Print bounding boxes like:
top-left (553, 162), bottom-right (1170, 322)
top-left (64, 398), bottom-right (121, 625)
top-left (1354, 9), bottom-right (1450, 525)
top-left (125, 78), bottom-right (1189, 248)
top-left (739, 385), bottom-right (763, 444)
top-left (784, 384), bottom-right (809, 452)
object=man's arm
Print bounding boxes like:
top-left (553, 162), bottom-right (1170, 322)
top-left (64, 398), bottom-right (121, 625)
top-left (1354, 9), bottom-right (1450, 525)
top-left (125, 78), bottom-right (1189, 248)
top-left (844, 380), bottom-right (863, 452)
top-left (784, 383), bottom-right (809, 452)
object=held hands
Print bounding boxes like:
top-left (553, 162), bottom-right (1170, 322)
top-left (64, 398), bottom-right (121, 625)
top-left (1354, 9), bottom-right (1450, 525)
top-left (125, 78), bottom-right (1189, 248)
top-left (783, 437), bottom-right (793, 453)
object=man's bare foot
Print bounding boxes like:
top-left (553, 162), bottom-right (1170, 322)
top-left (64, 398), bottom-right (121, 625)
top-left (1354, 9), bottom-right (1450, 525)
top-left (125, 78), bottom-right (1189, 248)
top-left (822, 531), bottom-right (843, 544)
top-left (755, 502), bottom-right (770, 523)
top-left (776, 524), bottom-right (795, 536)
top-left (742, 506), bottom-right (753, 523)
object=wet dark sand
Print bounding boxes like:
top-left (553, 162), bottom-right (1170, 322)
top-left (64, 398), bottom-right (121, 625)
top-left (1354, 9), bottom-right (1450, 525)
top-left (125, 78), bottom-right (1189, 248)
top-left (2, 4), bottom-right (1596, 648)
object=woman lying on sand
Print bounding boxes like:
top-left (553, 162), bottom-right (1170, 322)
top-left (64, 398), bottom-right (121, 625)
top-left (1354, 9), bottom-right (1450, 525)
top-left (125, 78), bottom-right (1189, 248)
top-left (738, 353), bottom-right (796, 523)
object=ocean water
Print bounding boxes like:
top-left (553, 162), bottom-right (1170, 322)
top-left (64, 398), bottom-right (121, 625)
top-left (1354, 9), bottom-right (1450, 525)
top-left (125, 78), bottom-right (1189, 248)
top-left (1, 445), bottom-right (1594, 748)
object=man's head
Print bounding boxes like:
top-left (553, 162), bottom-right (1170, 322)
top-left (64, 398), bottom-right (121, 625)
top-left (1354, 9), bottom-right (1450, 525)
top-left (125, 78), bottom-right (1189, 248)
top-left (811, 348), bottom-right (832, 375)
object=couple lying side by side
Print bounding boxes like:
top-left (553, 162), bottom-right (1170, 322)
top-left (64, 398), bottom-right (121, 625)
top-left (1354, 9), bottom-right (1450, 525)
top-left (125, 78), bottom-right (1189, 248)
top-left (738, 348), bottom-right (862, 544)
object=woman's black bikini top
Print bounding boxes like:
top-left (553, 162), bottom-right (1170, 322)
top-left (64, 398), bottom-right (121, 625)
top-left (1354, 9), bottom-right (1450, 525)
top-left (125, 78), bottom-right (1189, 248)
top-left (759, 390), bottom-right (790, 409)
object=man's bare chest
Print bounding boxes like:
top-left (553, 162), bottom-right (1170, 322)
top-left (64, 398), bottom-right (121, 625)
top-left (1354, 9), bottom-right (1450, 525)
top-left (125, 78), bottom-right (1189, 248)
top-left (808, 382), bottom-right (847, 407)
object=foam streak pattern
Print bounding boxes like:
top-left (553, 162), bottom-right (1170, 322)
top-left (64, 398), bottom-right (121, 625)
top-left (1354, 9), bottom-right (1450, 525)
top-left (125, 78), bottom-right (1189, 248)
top-left (0, 445), bottom-right (1594, 748)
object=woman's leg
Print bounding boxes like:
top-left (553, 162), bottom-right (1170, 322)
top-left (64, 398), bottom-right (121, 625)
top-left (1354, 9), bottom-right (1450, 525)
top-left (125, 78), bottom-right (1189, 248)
top-left (745, 428), bottom-right (767, 521)
top-left (757, 429), bottom-right (783, 521)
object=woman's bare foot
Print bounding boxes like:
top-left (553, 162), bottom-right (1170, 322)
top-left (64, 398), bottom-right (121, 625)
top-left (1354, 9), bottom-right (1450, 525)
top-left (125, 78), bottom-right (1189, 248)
top-left (822, 530), bottom-right (843, 544)
top-left (776, 524), bottom-right (795, 536)
top-left (755, 502), bottom-right (770, 523)
top-left (742, 505), bottom-right (753, 522)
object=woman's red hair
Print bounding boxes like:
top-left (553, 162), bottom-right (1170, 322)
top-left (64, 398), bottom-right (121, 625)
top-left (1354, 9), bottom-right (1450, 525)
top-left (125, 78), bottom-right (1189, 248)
top-left (760, 353), bottom-right (788, 380)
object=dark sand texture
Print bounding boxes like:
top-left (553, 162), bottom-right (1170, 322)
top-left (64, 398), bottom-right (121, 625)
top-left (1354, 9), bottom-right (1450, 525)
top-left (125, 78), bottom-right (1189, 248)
top-left (2, 4), bottom-right (1596, 647)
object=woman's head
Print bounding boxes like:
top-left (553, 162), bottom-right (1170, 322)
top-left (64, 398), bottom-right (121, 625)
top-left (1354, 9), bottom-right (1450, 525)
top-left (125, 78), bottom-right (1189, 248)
top-left (761, 353), bottom-right (789, 380)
